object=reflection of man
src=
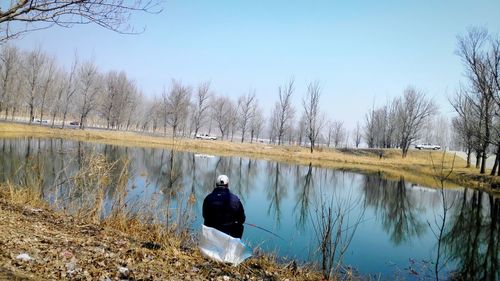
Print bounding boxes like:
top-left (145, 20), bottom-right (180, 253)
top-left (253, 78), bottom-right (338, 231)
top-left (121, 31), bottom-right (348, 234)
top-left (202, 175), bottom-right (246, 238)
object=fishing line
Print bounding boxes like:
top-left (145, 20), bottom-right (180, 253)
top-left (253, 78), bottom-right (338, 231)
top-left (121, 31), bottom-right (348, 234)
top-left (244, 222), bottom-right (286, 241)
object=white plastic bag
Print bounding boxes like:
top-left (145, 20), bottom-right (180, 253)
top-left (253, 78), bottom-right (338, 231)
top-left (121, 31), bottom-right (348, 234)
top-left (199, 225), bottom-right (252, 266)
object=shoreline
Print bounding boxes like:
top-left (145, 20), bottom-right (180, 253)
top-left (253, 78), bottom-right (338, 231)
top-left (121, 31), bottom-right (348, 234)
top-left (0, 197), bottom-right (322, 280)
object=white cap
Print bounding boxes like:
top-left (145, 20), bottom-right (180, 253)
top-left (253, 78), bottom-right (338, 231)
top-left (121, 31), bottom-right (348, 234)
top-left (216, 175), bottom-right (229, 186)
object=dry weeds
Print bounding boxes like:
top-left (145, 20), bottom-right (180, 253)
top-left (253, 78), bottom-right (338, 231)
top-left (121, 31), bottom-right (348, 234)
top-left (0, 191), bottom-right (325, 280)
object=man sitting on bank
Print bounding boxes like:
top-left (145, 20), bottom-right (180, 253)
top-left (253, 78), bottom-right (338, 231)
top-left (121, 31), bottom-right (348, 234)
top-left (202, 175), bottom-right (246, 238)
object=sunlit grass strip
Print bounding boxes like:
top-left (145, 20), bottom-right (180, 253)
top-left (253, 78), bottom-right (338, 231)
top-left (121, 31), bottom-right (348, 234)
top-left (0, 122), bottom-right (497, 193)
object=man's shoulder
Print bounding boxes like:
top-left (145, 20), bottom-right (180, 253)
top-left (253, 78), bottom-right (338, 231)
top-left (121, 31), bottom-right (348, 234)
top-left (228, 191), bottom-right (242, 202)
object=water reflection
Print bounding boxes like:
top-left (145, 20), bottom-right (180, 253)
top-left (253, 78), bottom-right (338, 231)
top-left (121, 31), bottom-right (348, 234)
top-left (0, 138), bottom-right (498, 279)
top-left (442, 190), bottom-right (499, 281)
top-left (362, 175), bottom-right (427, 245)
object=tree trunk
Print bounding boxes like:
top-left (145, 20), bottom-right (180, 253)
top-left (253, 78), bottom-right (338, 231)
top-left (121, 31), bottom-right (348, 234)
top-left (29, 104), bottom-right (34, 125)
top-left (79, 115), bottom-right (85, 130)
top-left (490, 156), bottom-right (498, 176)
top-left (491, 146), bottom-right (500, 175)
top-left (480, 150), bottom-right (487, 174)
top-left (39, 94), bottom-right (46, 126)
top-left (11, 107), bottom-right (16, 121)
top-left (51, 111), bottom-right (57, 128)
top-left (402, 145), bottom-right (409, 158)
top-left (61, 110), bottom-right (68, 129)
top-left (466, 147), bottom-right (471, 168)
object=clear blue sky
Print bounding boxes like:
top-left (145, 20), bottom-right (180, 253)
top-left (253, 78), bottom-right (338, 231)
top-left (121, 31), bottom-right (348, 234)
top-left (13, 0), bottom-right (500, 129)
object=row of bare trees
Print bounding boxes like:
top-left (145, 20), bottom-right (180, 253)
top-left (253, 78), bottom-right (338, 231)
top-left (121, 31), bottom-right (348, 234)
top-left (364, 86), bottom-right (438, 157)
top-left (0, 46), bottom-right (351, 152)
top-left (1, 44), bottom-right (435, 156)
top-left (267, 79), bottom-right (351, 152)
top-left (0, 45), bottom-right (142, 129)
top-left (451, 27), bottom-right (500, 175)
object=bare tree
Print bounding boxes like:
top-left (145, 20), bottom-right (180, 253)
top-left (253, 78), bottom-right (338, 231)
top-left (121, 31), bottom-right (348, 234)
top-left (364, 98), bottom-right (401, 149)
top-left (325, 120), bottom-right (334, 147)
top-left (302, 81), bottom-right (325, 153)
top-left (484, 33), bottom-right (500, 112)
top-left (0, 0), bottom-right (162, 42)
top-left (489, 118), bottom-right (500, 175)
top-left (456, 27), bottom-right (497, 173)
top-left (396, 86), bottom-right (437, 157)
top-left (48, 70), bottom-right (65, 127)
top-left (61, 53), bottom-right (78, 128)
top-left (296, 113), bottom-right (307, 147)
top-left (249, 104), bottom-right (264, 143)
top-left (268, 104), bottom-right (279, 144)
top-left (192, 81), bottom-right (211, 137)
top-left (100, 70), bottom-right (138, 130)
top-left (135, 93), bottom-right (153, 132)
top-left (76, 59), bottom-right (102, 129)
top-left (384, 98), bottom-right (400, 148)
top-left (38, 54), bottom-right (57, 124)
top-left (364, 103), bottom-right (376, 148)
top-left (122, 83), bottom-right (140, 131)
top-left (325, 120), bottom-right (344, 148)
top-left (148, 96), bottom-right (162, 133)
top-left (160, 87), bottom-right (169, 136)
top-left (311, 186), bottom-right (365, 279)
top-left (211, 95), bottom-right (232, 140)
top-left (353, 122), bottom-right (362, 148)
top-left (228, 104), bottom-right (238, 141)
top-left (428, 152), bottom-right (456, 281)
top-left (5, 64), bottom-right (23, 120)
top-left (166, 80), bottom-right (191, 137)
top-left (237, 91), bottom-right (256, 143)
top-left (0, 44), bottom-right (19, 116)
top-left (102, 70), bottom-right (123, 129)
top-left (332, 121), bottom-right (345, 148)
top-left (23, 47), bottom-right (46, 124)
top-left (275, 79), bottom-right (295, 145)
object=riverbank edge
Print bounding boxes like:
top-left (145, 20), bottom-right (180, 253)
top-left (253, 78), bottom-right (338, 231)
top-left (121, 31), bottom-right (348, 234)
top-left (0, 121), bottom-right (498, 195)
top-left (0, 194), bottom-right (326, 280)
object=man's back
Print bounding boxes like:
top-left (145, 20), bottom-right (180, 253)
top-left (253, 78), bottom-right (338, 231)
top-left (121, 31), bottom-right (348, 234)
top-left (203, 187), bottom-right (245, 238)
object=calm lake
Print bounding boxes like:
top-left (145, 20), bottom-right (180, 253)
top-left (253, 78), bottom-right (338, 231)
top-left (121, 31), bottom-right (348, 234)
top-left (0, 137), bottom-right (498, 280)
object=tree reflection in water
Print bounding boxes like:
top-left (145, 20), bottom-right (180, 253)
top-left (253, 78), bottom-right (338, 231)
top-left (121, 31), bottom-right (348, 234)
top-left (294, 162), bottom-right (314, 229)
top-left (442, 190), bottom-right (499, 281)
top-left (362, 174), bottom-right (426, 245)
top-left (265, 162), bottom-right (287, 225)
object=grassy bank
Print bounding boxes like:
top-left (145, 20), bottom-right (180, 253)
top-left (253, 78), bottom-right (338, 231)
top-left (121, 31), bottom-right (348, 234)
top-left (0, 184), bottom-right (325, 280)
top-left (0, 121), bottom-right (498, 194)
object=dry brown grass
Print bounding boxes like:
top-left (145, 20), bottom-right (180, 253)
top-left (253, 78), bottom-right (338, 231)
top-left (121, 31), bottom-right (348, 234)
top-left (1, 121), bottom-right (498, 194)
top-left (0, 181), bottom-right (327, 280)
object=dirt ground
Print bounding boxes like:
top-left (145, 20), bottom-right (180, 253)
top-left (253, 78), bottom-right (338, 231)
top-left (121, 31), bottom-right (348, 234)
top-left (0, 199), bottom-right (320, 281)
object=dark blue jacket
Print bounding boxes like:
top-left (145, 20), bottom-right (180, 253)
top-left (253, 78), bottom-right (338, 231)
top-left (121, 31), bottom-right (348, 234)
top-left (202, 187), bottom-right (246, 238)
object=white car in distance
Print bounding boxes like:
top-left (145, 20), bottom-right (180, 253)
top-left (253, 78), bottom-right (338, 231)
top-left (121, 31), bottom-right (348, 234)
top-left (415, 143), bottom-right (441, 150)
top-left (195, 133), bottom-right (217, 140)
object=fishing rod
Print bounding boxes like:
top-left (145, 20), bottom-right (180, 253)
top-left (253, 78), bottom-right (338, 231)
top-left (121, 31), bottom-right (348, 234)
top-left (244, 223), bottom-right (286, 241)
